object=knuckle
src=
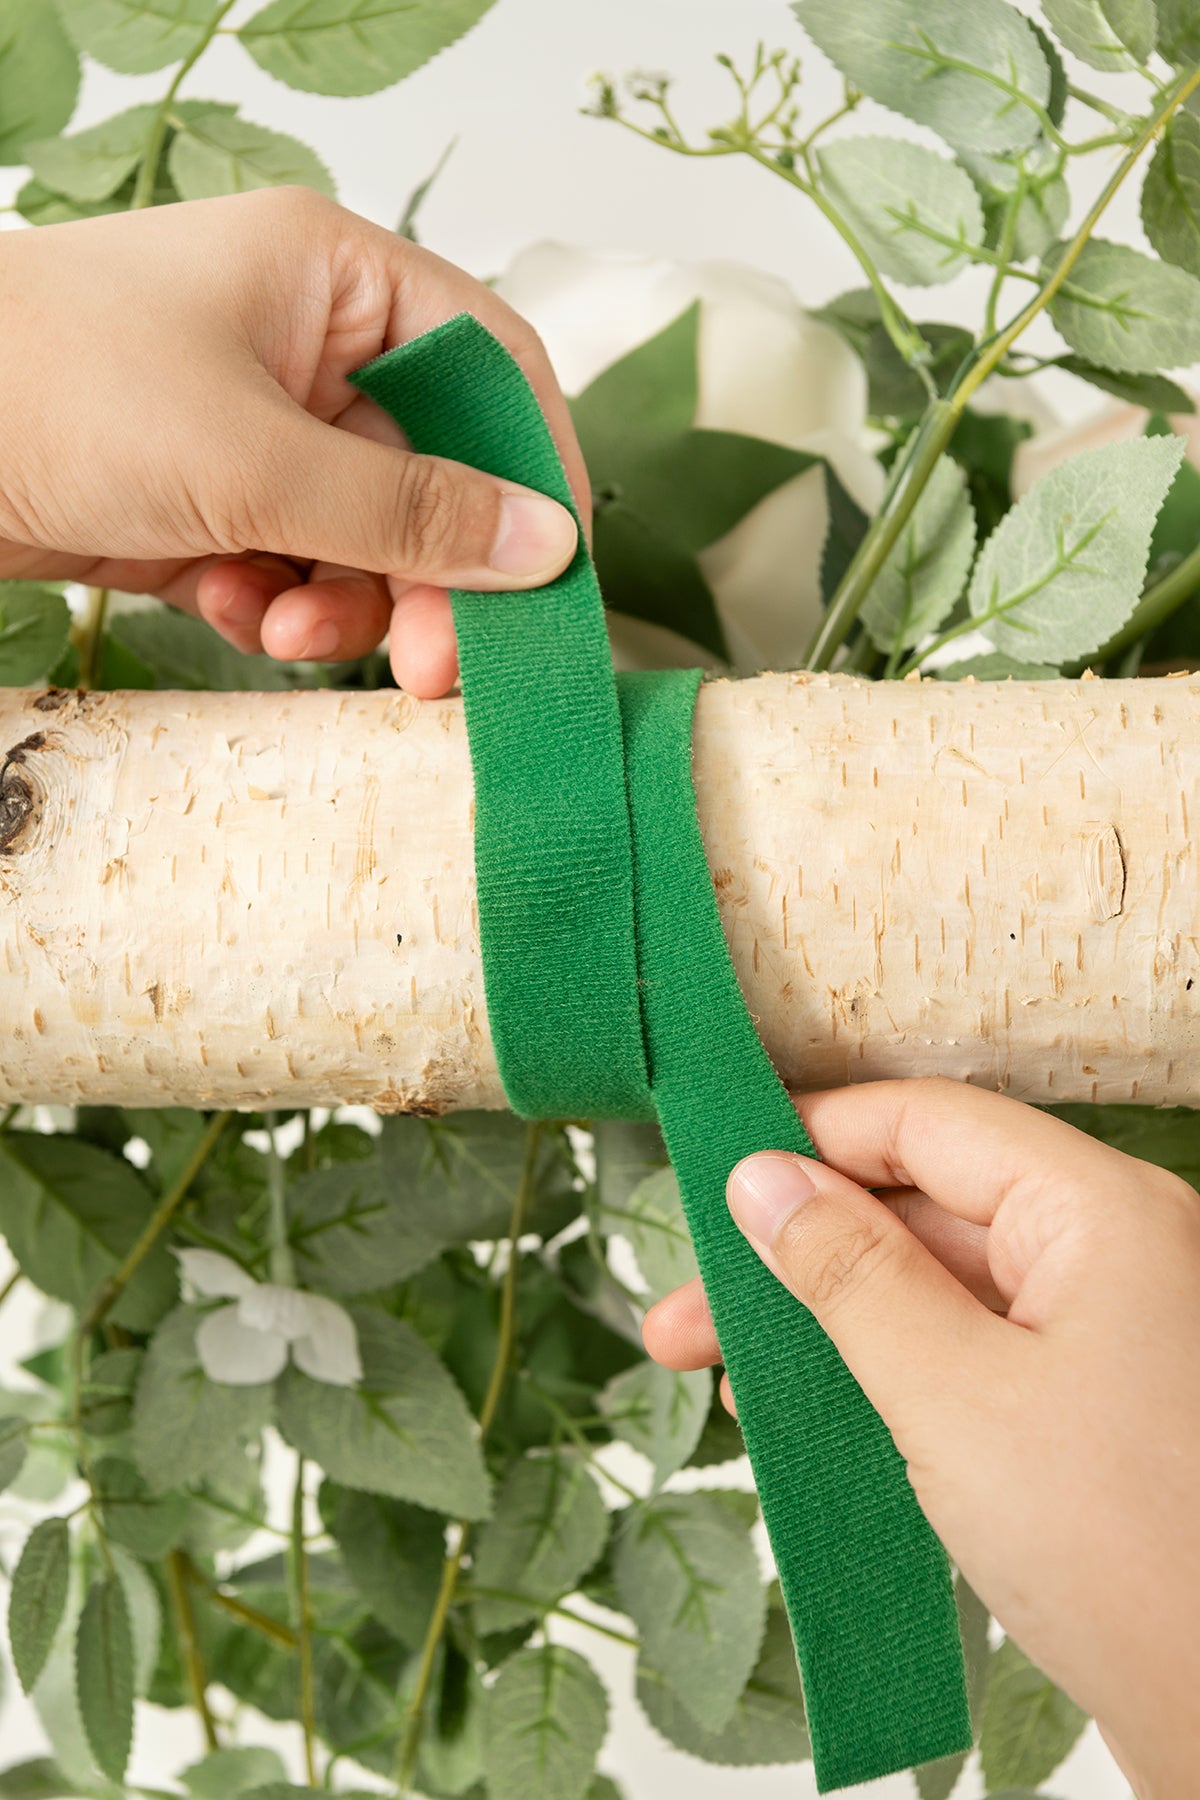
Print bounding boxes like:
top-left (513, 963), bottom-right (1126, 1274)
top-left (788, 1206), bottom-right (902, 1316)
top-left (393, 455), bottom-right (464, 571)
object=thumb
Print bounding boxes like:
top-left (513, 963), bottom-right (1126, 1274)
top-left (727, 1151), bottom-right (1009, 1438)
top-left (232, 396), bottom-right (579, 589)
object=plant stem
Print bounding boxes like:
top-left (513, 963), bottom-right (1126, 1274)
top-left (395, 1123), bottom-right (542, 1794)
top-left (807, 60), bottom-right (1200, 672)
top-left (77, 587), bottom-right (108, 692)
top-left (552, 1603), bottom-right (640, 1649)
top-left (265, 1111), bottom-right (296, 1286)
top-left (1082, 538), bottom-right (1200, 666)
top-left (0, 1103), bottom-right (16, 1132)
top-left (0, 1267), bottom-right (20, 1310)
top-left (167, 1548), bottom-right (220, 1751)
top-left (130, 0), bottom-right (239, 210)
top-left (181, 1553), bottom-right (300, 1648)
top-left (291, 1456), bottom-right (318, 1784)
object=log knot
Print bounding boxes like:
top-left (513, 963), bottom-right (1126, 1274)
top-left (1083, 823), bottom-right (1126, 922)
top-left (0, 733), bottom-right (45, 853)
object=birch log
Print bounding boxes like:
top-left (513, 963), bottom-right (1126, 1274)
top-left (0, 671), bottom-right (1196, 1112)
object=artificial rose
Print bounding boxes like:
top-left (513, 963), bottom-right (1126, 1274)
top-left (493, 242), bottom-right (885, 674)
top-left (175, 1247), bottom-right (362, 1388)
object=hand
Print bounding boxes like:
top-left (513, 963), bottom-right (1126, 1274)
top-left (644, 1077), bottom-right (1200, 1800)
top-left (0, 189), bottom-right (585, 696)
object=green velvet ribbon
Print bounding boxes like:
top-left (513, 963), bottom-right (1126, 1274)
top-left (351, 315), bottom-right (971, 1792)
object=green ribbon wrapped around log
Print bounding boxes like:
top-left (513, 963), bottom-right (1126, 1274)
top-left (351, 315), bottom-right (970, 1792)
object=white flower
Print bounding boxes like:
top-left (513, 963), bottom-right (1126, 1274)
top-left (493, 242), bottom-right (885, 674)
top-left (175, 1249), bottom-right (362, 1388)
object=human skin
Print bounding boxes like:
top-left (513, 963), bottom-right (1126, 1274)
top-left (0, 188), bottom-right (584, 697)
top-left (643, 1078), bottom-right (1200, 1800)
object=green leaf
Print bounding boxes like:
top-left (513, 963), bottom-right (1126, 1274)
top-left (321, 1483), bottom-right (443, 1647)
top-left (483, 1645), bottom-right (607, 1800)
top-left (75, 1574), bottom-right (134, 1783)
top-left (1046, 238), bottom-right (1200, 374)
top-left (0, 1761), bottom-right (85, 1800)
top-left (239, 0), bottom-right (498, 96)
top-left (861, 452), bottom-right (975, 653)
top-left (1043, 0), bottom-right (1156, 66)
top-left (276, 1306), bottom-right (490, 1518)
top-left (1158, 0), bottom-right (1200, 61)
top-left (636, 1591), bottom-right (809, 1766)
top-left (473, 1451), bottom-right (608, 1633)
top-left (980, 1638), bottom-right (1087, 1787)
top-left (599, 1362), bottom-right (711, 1488)
top-left (816, 138), bottom-right (985, 285)
top-left (1047, 1102), bottom-right (1200, 1188)
top-left (80, 1347), bottom-right (142, 1439)
top-left (792, 0), bottom-right (1050, 153)
top-left (0, 1133), bottom-right (176, 1331)
top-left (820, 463), bottom-right (869, 605)
top-left (936, 653), bottom-right (1059, 680)
top-left (22, 105), bottom-right (157, 202)
top-left (108, 608), bottom-right (321, 691)
top-left (182, 1748), bottom-right (289, 1799)
top-left (613, 1492), bottom-right (766, 1733)
top-left (0, 0), bottom-right (80, 166)
top-left (0, 1417), bottom-right (28, 1493)
top-left (967, 435), bottom-right (1184, 661)
top-left (133, 1304), bottom-right (273, 1491)
top-left (916, 1575), bottom-right (992, 1798)
top-left (169, 110), bottom-right (335, 200)
top-left (95, 1455), bottom-right (188, 1558)
top-left (598, 1165), bottom-right (698, 1301)
top-left (8, 1519), bottom-right (71, 1695)
top-left (56, 0), bottom-right (222, 74)
top-left (1052, 356), bottom-right (1196, 414)
top-left (0, 587), bottom-right (72, 686)
top-left (110, 1543), bottom-right (162, 1698)
top-left (1143, 111), bottom-right (1200, 280)
top-left (592, 505), bottom-right (728, 662)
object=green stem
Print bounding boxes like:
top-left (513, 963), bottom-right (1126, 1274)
top-left (0, 1267), bottom-right (20, 1310)
top-left (291, 1457), bottom-right (318, 1784)
top-left (552, 1603), bottom-right (640, 1649)
top-left (984, 165), bottom-right (1028, 342)
top-left (129, 0), bottom-right (239, 210)
top-left (0, 1104), bottom-right (17, 1132)
top-left (1080, 538), bottom-right (1200, 666)
top-left (807, 61), bottom-right (1200, 672)
top-left (167, 1549), bottom-right (220, 1751)
top-left (395, 1123), bottom-right (543, 1794)
top-left (77, 587), bottom-right (108, 692)
top-left (265, 1112), bottom-right (295, 1287)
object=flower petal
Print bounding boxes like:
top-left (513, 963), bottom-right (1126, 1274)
top-left (290, 1296), bottom-right (363, 1388)
top-left (195, 1304), bottom-right (288, 1386)
top-left (239, 1282), bottom-right (311, 1341)
top-left (175, 1248), bottom-right (257, 1300)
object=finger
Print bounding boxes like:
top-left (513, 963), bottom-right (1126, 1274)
top-left (877, 1189), bottom-right (1007, 1312)
top-left (194, 554), bottom-right (309, 652)
top-left (794, 1078), bottom-right (1126, 1229)
top-left (259, 566), bottom-right (392, 664)
top-left (243, 393), bottom-right (578, 592)
top-left (388, 583), bottom-right (459, 697)
top-left (727, 1150), bottom-right (1018, 1437)
top-left (642, 1277), bottom-right (721, 1372)
top-left (719, 1372), bottom-right (737, 1420)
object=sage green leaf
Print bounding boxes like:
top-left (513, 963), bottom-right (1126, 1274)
top-left (0, 1133), bottom-right (176, 1331)
top-left (613, 1492), bottom-right (766, 1733)
top-left (0, 0), bottom-right (79, 166)
top-left (816, 138), bottom-right (985, 285)
top-left (56, 0), bottom-right (222, 74)
top-left (636, 1593), bottom-right (809, 1767)
top-left (0, 1761), bottom-right (86, 1800)
top-left (820, 463), bottom-right (869, 604)
top-left (181, 1747), bottom-right (289, 1798)
top-left (276, 1307), bottom-right (490, 1518)
top-left (169, 110), bottom-right (335, 200)
top-left (1048, 1103), bottom-right (1200, 1188)
top-left (483, 1645), bottom-right (607, 1800)
top-left (80, 1347), bottom-right (142, 1439)
top-left (1045, 238), bottom-right (1200, 373)
top-left (0, 1417), bottom-right (28, 1493)
top-left (599, 1166), bottom-right (698, 1301)
top-left (1043, 0), bottom-right (1156, 66)
top-left (1053, 357), bottom-right (1195, 414)
top-left (9, 1519), bottom-right (70, 1695)
top-left (980, 1638), bottom-right (1087, 1787)
top-left (1143, 112), bottom-right (1200, 278)
top-left (22, 106), bottom-right (157, 202)
top-left (593, 504), bottom-right (728, 661)
top-left (861, 452), bottom-right (975, 652)
top-left (599, 1362), bottom-right (711, 1488)
top-left (1158, 0), bottom-right (1200, 61)
top-left (936, 653), bottom-right (1059, 680)
top-left (792, 0), bottom-right (1049, 153)
top-left (16, 167), bottom-right (179, 224)
top-left (396, 135), bottom-right (457, 240)
top-left (239, 0), bottom-right (498, 96)
top-left (109, 608), bottom-right (321, 691)
top-left (75, 1575), bottom-right (133, 1783)
top-left (133, 1304), bottom-right (273, 1491)
top-left (916, 1574), bottom-right (992, 1798)
top-left (95, 1456), bottom-right (188, 1559)
top-left (473, 1452), bottom-right (608, 1633)
top-left (967, 435), bottom-right (1184, 661)
top-left (322, 1484), bottom-right (443, 1646)
top-left (287, 1162), bottom-right (445, 1294)
top-left (587, 1781), bottom-right (625, 1800)
top-left (0, 586), bottom-right (72, 686)
top-left (110, 1544), bottom-right (161, 1697)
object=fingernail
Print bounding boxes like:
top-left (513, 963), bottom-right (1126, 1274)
top-left (490, 492), bottom-right (578, 578)
top-left (300, 620), bottom-right (339, 661)
top-left (220, 584), bottom-right (271, 629)
top-left (728, 1153), bottom-right (817, 1246)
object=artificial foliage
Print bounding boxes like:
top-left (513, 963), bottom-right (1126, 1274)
top-left (2, 0), bottom-right (1200, 1796)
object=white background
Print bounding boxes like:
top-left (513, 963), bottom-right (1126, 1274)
top-left (0, 1), bottom-right (1144, 1794)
